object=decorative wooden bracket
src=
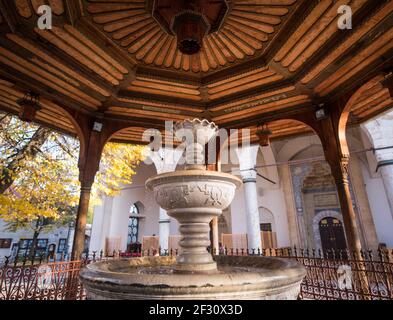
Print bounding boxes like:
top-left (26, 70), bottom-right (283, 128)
top-left (17, 92), bottom-right (41, 122)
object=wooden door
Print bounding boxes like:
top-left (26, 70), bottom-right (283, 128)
top-left (319, 217), bottom-right (347, 258)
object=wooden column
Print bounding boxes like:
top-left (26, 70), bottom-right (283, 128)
top-left (330, 155), bottom-right (363, 254)
top-left (71, 123), bottom-right (107, 261)
top-left (313, 106), bottom-right (364, 256)
top-left (72, 182), bottom-right (93, 260)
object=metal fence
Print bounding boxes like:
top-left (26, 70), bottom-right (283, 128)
top-left (1, 247), bottom-right (392, 300)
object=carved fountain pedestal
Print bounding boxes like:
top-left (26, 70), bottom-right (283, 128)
top-left (80, 119), bottom-right (306, 300)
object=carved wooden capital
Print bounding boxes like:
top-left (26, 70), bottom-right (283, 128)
top-left (335, 156), bottom-right (349, 184)
top-left (332, 155), bottom-right (350, 186)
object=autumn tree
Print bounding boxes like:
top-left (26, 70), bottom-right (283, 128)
top-left (0, 112), bottom-right (145, 258)
top-left (0, 112), bottom-right (80, 258)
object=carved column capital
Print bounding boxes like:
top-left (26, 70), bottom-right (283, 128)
top-left (240, 168), bottom-right (257, 183)
top-left (332, 155), bottom-right (351, 185)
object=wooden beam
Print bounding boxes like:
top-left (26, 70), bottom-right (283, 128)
top-left (0, 0), bottom-right (18, 33)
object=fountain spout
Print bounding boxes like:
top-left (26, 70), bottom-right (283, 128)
top-left (174, 118), bottom-right (218, 170)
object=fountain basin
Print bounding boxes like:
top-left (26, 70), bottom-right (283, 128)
top-left (146, 170), bottom-right (242, 272)
top-left (80, 256), bottom-right (306, 300)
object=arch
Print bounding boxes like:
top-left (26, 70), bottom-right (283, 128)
top-left (312, 210), bottom-right (345, 251)
top-left (338, 75), bottom-right (387, 155)
top-left (276, 135), bottom-right (322, 162)
top-left (134, 201), bottom-right (145, 214)
top-left (127, 201), bottom-right (145, 246)
top-left (258, 207), bottom-right (275, 232)
top-left (256, 144), bottom-right (279, 187)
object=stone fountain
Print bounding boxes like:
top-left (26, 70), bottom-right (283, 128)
top-left (80, 119), bottom-right (306, 300)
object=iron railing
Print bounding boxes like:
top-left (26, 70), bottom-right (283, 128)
top-left (1, 247), bottom-right (392, 300)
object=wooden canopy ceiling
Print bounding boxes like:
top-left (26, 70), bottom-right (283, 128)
top-left (0, 0), bottom-right (392, 144)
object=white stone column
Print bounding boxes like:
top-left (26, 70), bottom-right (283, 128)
top-left (236, 145), bottom-right (261, 251)
top-left (150, 148), bottom-right (183, 252)
top-left (159, 207), bottom-right (170, 251)
top-left (376, 154), bottom-right (393, 218)
top-left (364, 116), bottom-right (393, 219)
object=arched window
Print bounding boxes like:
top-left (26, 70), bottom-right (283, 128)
top-left (127, 204), bottom-right (139, 245)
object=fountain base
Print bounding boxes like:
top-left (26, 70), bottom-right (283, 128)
top-left (80, 256), bottom-right (306, 300)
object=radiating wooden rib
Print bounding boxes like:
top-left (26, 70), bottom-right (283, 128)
top-left (226, 19), bottom-right (269, 42)
top-left (220, 28), bottom-right (255, 56)
top-left (144, 33), bottom-right (169, 64)
top-left (31, 57), bottom-right (80, 87)
top-left (227, 16), bottom-right (274, 34)
top-left (211, 86), bottom-right (296, 112)
top-left (129, 80), bottom-right (200, 95)
top-left (191, 54), bottom-right (200, 73)
top-left (0, 85), bottom-right (23, 99)
top-left (352, 88), bottom-right (389, 111)
top-left (35, 28), bottom-right (120, 86)
top-left (93, 9), bottom-right (146, 24)
top-left (119, 20), bottom-right (156, 44)
top-left (38, 107), bottom-right (74, 126)
top-left (301, 1), bottom-right (393, 84)
top-left (163, 39), bottom-right (178, 68)
top-left (51, 27), bottom-right (124, 80)
top-left (208, 68), bottom-right (273, 91)
top-left (315, 30), bottom-right (393, 95)
top-left (128, 26), bottom-right (160, 54)
top-left (353, 95), bottom-right (390, 116)
top-left (0, 101), bottom-right (19, 113)
top-left (208, 71), bottom-right (278, 95)
top-left (0, 95), bottom-right (20, 109)
top-left (107, 107), bottom-right (188, 121)
top-left (199, 49), bottom-right (210, 72)
top-left (223, 25), bottom-right (263, 50)
top-left (210, 34), bottom-right (236, 63)
top-left (87, 3), bottom-right (144, 14)
top-left (281, 0), bottom-right (352, 69)
top-left (7, 34), bottom-right (110, 97)
top-left (215, 33), bottom-right (244, 60)
top-left (213, 95), bottom-right (310, 123)
top-left (128, 85), bottom-right (201, 101)
top-left (135, 77), bottom-right (198, 89)
top-left (36, 111), bottom-right (75, 133)
top-left (182, 54), bottom-right (191, 72)
top-left (353, 98), bottom-right (393, 118)
top-left (15, 0), bottom-right (32, 18)
top-left (117, 98), bottom-right (204, 113)
top-left (352, 93), bottom-right (392, 115)
top-left (233, 6), bottom-right (289, 16)
top-left (0, 47), bottom-right (100, 108)
top-left (274, 0), bottom-right (332, 62)
top-left (205, 36), bottom-right (226, 66)
top-left (209, 75), bottom-right (284, 100)
top-left (103, 13), bottom-right (152, 32)
top-left (0, 80), bottom-right (13, 87)
top-left (202, 42), bottom-right (218, 69)
top-left (64, 25), bottom-right (128, 74)
top-left (353, 83), bottom-right (383, 105)
top-left (154, 36), bottom-right (173, 66)
top-left (173, 51), bottom-right (182, 70)
top-left (230, 10), bottom-right (282, 25)
top-left (289, 0), bottom-right (366, 72)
